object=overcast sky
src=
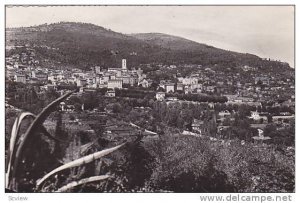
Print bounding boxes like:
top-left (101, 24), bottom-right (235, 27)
top-left (6, 6), bottom-right (294, 67)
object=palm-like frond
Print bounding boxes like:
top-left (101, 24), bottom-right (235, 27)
top-left (55, 175), bottom-right (111, 192)
top-left (8, 91), bottom-right (74, 190)
top-left (37, 142), bottom-right (126, 189)
top-left (6, 112), bottom-right (35, 188)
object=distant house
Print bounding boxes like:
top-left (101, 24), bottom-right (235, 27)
top-left (176, 83), bottom-right (184, 91)
top-left (60, 102), bottom-right (66, 111)
top-left (205, 86), bottom-right (215, 93)
top-left (180, 77), bottom-right (198, 87)
top-left (166, 97), bottom-right (178, 101)
top-left (191, 119), bottom-right (204, 135)
top-left (250, 111), bottom-right (260, 120)
top-left (65, 105), bottom-right (75, 112)
top-left (272, 115), bottom-right (295, 124)
top-left (165, 83), bottom-right (175, 93)
top-left (249, 111), bottom-right (265, 121)
top-left (14, 74), bottom-right (26, 83)
top-left (242, 65), bottom-right (256, 72)
top-left (156, 92), bottom-right (165, 101)
top-left (106, 90), bottom-right (116, 97)
top-left (102, 75), bottom-right (110, 83)
top-left (36, 72), bottom-right (48, 82)
top-left (48, 74), bottom-right (59, 83)
top-left (218, 110), bottom-right (231, 120)
top-left (108, 79), bottom-right (122, 89)
top-left (184, 86), bottom-right (192, 94)
top-left (248, 111), bottom-right (268, 123)
top-left (95, 66), bottom-right (101, 74)
top-left (138, 78), bottom-right (153, 88)
top-left (159, 80), bottom-right (175, 93)
top-left (43, 84), bottom-right (57, 91)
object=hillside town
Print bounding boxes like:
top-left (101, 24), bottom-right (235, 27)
top-left (4, 3), bottom-right (297, 195)
top-left (5, 21), bottom-right (295, 193)
top-left (5, 44), bottom-right (295, 142)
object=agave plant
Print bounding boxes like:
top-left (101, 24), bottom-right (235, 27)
top-left (55, 175), bottom-right (111, 192)
top-left (5, 112), bottom-right (35, 189)
top-left (5, 91), bottom-right (74, 191)
top-left (36, 142), bottom-right (126, 190)
top-left (6, 90), bottom-right (131, 192)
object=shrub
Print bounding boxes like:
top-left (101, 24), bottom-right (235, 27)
top-left (148, 133), bottom-right (235, 192)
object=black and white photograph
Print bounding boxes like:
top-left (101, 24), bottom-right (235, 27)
top-left (4, 5), bottom-right (295, 195)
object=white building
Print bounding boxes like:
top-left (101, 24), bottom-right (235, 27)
top-left (156, 92), bottom-right (165, 101)
top-left (218, 110), bottom-right (231, 119)
top-left (116, 70), bottom-right (122, 77)
top-left (106, 90), bottom-right (116, 97)
top-left (95, 66), bottom-right (101, 74)
top-left (14, 74), bottom-right (26, 83)
top-left (176, 83), bottom-right (184, 91)
top-left (138, 78), bottom-right (153, 88)
top-left (108, 79), bottom-right (122, 89)
top-left (165, 83), bottom-right (175, 93)
top-left (103, 75), bottom-right (110, 83)
top-left (249, 111), bottom-right (261, 120)
top-left (60, 102), bottom-right (66, 111)
top-left (249, 111), bottom-right (268, 122)
top-left (48, 74), bottom-right (58, 83)
top-left (178, 77), bottom-right (199, 90)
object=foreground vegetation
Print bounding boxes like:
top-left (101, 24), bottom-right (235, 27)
top-left (146, 131), bottom-right (294, 192)
top-left (5, 89), bottom-right (294, 192)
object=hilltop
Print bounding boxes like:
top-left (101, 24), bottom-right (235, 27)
top-left (6, 22), bottom-right (292, 71)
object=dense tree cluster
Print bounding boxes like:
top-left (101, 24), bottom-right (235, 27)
top-left (6, 81), bottom-right (60, 114)
top-left (152, 101), bottom-right (214, 130)
top-left (264, 120), bottom-right (295, 146)
top-left (145, 132), bottom-right (294, 192)
top-left (115, 88), bottom-right (155, 99)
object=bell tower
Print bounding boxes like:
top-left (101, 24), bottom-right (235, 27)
top-left (122, 59), bottom-right (127, 70)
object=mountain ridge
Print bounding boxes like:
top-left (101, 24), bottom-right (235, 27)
top-left (6, 22), bottom-right (291, 71)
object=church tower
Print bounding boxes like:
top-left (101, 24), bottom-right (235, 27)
top-left (122, 59), bottom-right (127, 70)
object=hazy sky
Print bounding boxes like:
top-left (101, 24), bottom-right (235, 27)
top-left (6, 6), bottom-right (294, 67)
